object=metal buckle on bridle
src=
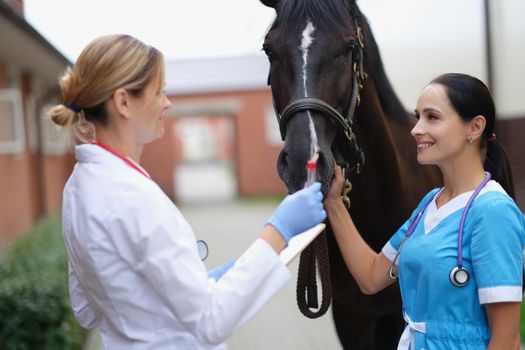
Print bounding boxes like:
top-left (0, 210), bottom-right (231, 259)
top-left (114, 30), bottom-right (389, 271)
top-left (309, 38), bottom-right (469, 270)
top-left (357, 26), bottom-right (365, 50)
top-left (340, 167), bottom-right (353, 208)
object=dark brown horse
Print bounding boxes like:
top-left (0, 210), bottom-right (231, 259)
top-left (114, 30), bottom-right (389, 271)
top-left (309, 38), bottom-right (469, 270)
top-left (260, 0), bottom-right (441, 348)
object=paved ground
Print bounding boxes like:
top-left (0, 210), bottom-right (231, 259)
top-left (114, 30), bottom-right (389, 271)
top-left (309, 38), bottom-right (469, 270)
top-left (84, 198), bottom-right (342, 350)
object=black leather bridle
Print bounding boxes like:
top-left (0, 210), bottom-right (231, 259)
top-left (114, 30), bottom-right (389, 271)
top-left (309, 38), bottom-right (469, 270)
top-left (269, 20), bottom-right (366, 178)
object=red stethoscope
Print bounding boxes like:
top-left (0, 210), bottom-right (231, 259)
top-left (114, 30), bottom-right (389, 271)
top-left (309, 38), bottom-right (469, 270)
top-left (91, 140), bottom-right (209, 261)
top-left (388, 172), bottom-right (491, 287)
top-left (91, 140), bottom-right (151, 179)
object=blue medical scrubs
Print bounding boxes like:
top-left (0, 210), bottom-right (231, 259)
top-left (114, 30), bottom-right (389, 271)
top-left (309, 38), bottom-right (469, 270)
top-left (382, 181), bottom-right (525, 349)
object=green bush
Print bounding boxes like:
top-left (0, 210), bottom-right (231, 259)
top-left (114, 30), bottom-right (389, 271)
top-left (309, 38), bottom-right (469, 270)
top-left (0, 217), bottom-right (87, 350)
top-left (521, 301), bottom-right (525, 341)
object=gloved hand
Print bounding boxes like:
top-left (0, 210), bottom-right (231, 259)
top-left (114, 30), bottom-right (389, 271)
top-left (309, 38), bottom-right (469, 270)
top-left (208, 257), bottom-right (236, 281)
top-left (266, 182), bottom-right (326, 243)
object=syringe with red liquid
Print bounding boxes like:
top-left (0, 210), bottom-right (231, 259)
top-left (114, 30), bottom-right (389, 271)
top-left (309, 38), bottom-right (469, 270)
top-left (305, 153), bottom-right (319, 187)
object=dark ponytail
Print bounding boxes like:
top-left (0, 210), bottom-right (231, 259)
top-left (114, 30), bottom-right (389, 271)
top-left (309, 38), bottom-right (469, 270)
top-left (431, 73), bottom-right (515, 199)
top-left (485, 140), bottom-right (515, 199)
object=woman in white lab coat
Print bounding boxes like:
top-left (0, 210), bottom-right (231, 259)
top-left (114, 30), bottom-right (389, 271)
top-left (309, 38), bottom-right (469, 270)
top-left (50, 34), bottom-right (326, 350)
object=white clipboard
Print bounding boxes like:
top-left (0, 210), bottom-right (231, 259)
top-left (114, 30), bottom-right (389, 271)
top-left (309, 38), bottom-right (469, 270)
top-left (279, 223), bottom-right (326, 266)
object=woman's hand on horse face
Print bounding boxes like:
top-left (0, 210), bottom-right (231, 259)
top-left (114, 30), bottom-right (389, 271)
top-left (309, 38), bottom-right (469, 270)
top-left (325, 165), bottom-right (345, 205)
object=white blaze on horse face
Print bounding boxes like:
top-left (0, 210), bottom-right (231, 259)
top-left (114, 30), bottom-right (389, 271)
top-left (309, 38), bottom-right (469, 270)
top-left (300, 21), bottom-right (315, 96)
top-left (300, 21), bottom-right (319, 156)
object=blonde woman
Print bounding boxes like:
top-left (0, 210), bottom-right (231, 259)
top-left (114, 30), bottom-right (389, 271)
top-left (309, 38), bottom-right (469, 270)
top-left (51, 34), bottom-right (326, 349)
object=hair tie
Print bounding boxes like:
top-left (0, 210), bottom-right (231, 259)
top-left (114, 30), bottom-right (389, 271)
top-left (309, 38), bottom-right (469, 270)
top-left (63, 102), bottom-right (81, 113)
top-left (488, 133), bottom-right (496, 142)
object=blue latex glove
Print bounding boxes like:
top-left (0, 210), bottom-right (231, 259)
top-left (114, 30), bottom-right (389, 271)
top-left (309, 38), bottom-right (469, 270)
top-left (266, 182), bottom-right (326, 243)
top-left (208, 258), bottom-right (236, 281)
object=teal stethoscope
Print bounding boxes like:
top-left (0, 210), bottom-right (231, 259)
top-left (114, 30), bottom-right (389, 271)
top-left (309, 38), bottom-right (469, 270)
top-left (388, 172), bottom-right (491, 287)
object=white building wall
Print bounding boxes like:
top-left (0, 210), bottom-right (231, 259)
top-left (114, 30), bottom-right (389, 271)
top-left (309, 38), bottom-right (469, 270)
top-left (359, 0), bottom-right (524, 118)
top-left (359, 0), bottom-right (484, 113)
top-left (490, 0), bottom-right (525, 118)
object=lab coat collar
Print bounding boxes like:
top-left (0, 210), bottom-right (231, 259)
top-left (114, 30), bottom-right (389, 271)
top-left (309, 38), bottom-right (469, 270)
top-left (75, 143), bottom-right (151, 178)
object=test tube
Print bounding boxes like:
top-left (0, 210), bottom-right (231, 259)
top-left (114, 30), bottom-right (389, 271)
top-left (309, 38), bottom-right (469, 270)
top-left (305, 154), bottom-right (318, 187)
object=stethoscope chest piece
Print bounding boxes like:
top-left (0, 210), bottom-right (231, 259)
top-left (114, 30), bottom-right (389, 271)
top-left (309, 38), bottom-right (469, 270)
top-left (450, 265), bottom-right (469, 287)
top-left (197, 240), bottom-right (208, 261)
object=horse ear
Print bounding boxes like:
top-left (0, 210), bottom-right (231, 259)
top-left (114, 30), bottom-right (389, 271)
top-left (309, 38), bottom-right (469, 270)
top-left (260, 0), bottom-right (279, 9)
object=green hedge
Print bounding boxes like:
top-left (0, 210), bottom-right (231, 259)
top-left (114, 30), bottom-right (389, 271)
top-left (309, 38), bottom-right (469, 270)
top-left (0, 217), bottom-right (87, 350)
top-left (521, 301), bottom-right (525, 341)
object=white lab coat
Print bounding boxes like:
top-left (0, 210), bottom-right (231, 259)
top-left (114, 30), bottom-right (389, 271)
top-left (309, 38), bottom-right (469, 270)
top-left (62, 144), bottom-right (291, 350)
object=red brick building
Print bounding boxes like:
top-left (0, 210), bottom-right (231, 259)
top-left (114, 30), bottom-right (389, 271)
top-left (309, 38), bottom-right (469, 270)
top-left (0, 0), bottom-right (72, 245)
top-left (142, 55), bottom-right (285, 202)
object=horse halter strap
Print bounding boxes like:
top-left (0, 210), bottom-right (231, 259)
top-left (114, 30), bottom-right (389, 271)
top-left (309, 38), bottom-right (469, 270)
top-left (271, 18), bottom-right (367, 177)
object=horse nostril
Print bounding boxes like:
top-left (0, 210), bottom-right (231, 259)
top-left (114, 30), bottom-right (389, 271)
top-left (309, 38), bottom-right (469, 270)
top-left (277, 151), bottom-right (288, 177)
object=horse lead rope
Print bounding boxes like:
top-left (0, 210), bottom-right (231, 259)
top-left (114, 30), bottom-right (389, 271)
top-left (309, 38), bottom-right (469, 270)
top-left (296, 230), bottom-right (332, 318)
top-left (297, 154), bottom-right (332, 318)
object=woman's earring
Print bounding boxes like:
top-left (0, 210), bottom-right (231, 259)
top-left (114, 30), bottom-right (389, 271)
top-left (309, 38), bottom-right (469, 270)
top-left (467, 136), bottom-right (473, 144)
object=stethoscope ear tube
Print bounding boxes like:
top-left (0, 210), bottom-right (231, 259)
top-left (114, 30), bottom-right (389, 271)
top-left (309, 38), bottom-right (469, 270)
top-left (388, 235), bottom-right (409, 280)
top-left (388, 265), bottom-right (397, 280)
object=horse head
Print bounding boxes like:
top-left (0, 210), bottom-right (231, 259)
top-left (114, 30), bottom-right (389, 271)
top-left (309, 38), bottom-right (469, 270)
top-left (261, 0), bottom-right (366, 195)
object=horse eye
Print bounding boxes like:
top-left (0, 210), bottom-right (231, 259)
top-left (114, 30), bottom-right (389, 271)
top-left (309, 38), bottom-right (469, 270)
top-left (262, 44), bottom-right (273, 58)
top-left (342, 42), bottom-right (354, 57)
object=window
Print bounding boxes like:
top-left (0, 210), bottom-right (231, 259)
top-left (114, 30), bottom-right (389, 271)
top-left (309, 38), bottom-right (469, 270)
top-left (265, 104), bottom-right (283, 146)
top-left (0, 89), bottom-right (25, 154)
top-left (176, 117), bottom-right (219, 162)
top-left (40, 104), bottom-right (69, 155)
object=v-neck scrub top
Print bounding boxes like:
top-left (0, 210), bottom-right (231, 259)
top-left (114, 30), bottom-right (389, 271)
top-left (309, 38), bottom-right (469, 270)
top-left (382, 181), bottom-right (525, 349)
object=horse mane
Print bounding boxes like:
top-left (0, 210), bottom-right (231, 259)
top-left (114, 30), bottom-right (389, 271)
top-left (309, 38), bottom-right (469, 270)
top-left (354, 6), bottom-right (409, 121)
top-left (272, 0), bottom-right (353, 37)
